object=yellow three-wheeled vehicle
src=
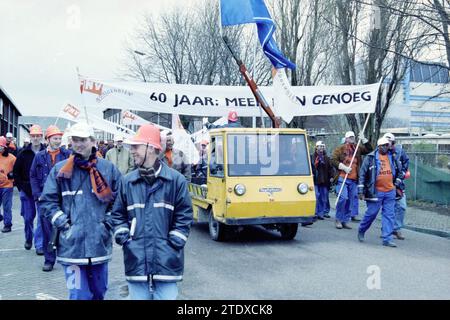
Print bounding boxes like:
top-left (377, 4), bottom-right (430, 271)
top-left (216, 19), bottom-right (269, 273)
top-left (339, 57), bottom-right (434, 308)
top-left (189, 127), bottom-right (315, 241)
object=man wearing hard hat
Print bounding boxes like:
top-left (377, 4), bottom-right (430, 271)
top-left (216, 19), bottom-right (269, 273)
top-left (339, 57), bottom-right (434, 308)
top-left (5, 132), bottom-right (17, 156)
top-left (205, 109), bottom-right (242, 129)
top-left (105, 135), bottom-right (134, 175)
top-left (0, 136), bottom-right (16, 233)
top-left (13, 125), bottom-right (46, 253)
top-left (39, 122), bottom-right (122, 299)
top-left (111, 123), bottom-right (193, 300)
top-left (30, 125), bottom-right (71, 272)
top-left (331, 131), bottom-right (373, 229)
top-left (357, 137), bottom-right (405, 247)
top-left (383, 132), bottom-right (409, 240)
top-left (311, 141), bottom-right (335, 220)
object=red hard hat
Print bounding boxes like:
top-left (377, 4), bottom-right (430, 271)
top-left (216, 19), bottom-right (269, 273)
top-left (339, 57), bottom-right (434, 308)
top-left (0, 136), bottom-right (7, 147)
top-left (124, 124), bottom-right (162, 150)
top-left (45, 125), bottom-right (63, 139)
top-left (228, 110), bottom-right (238, 122)
top-left (30, 124), bottom-right (43, 135)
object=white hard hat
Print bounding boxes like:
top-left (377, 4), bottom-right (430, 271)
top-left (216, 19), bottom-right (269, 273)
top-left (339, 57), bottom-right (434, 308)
top-left (383, 132), bottom-right (395, 142)
top-left (345, 131), bottom-right (355, 138)
top-left (114, 135), bottom-right (124, 142)
top-left (316, 140), bottom-right (325, 147)
top-left (377, 137), bottom-right (390, 146)
top-left (6, 132), bottom-right (13, 138)
top-left (69, 122), bottom-right (95, 138)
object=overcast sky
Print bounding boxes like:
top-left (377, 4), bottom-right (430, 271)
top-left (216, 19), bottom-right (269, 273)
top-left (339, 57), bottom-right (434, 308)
top-left (0, 0), bottom-right (197, 118)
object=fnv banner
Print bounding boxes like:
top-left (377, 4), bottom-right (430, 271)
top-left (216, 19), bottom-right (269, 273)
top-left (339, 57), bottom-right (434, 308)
top-left (80, 76), bottom-right (380, 120)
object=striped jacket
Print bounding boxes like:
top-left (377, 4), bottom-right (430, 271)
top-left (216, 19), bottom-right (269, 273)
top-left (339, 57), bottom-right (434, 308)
top-left (39, 158), bottom-right (122, 265)
top-left (111, 162), bottom-right (193, 283)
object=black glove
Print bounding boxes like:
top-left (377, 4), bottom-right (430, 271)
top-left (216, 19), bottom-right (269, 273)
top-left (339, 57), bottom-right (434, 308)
top-left (7, 172), bottom-right (14, 180)
top-left (168, 232), bottom-right (186, 250)
top-left (115, 230), bottom-right (130, 245)
top-left (53, 213), bottom-right (70, 231)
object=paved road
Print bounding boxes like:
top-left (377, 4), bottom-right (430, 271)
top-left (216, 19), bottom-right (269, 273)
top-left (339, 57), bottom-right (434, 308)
top-left (1, 190), bottom-right (449, 300)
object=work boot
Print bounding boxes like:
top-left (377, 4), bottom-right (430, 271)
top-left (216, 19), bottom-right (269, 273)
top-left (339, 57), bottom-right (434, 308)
top-left (357, 232), bottom-right (365, 242)
top-left (382, 241), bottom-right (397, 248)
top-left (42, 264), bottom-right (53, 272)
top-left (2, 226), bottom-right (11, 233)
top-left (24, 242), bottom-right (32, 250)
top-left (393, 231), bottom-right (405, 240)
top-left (351, 217), bottom-right (361, 222)
top-left (36, 248), bottom-right (44, 256)
top-left (335, 220), bottom-right (343, 229)
top-left (324, 214), bottom-right (331, 218)
top-left (342, 222), bottom-right (352, 229)
top-left (317, 216), bottom-right (324, 220)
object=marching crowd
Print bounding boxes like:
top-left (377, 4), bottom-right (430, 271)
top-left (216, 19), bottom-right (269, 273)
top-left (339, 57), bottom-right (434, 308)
top-left (310, 131), bottom-right (410, 247)
top-left (0, 109), bottom-right (410, 300)
top-left (0, 122), bottom-right (193, 300)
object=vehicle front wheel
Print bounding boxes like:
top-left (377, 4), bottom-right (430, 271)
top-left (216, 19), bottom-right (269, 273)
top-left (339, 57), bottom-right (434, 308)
top-left (279, 223), bottom-right (298, 240)
top-left (208, 213), bottom-right (227, 241)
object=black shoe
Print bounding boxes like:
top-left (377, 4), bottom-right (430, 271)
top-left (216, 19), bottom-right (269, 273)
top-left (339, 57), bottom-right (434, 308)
top-left (382, 241), bottom-right (397, 248)
top-left (24, 242), bottom-right (32, 250)
top-left (317, 216), bottom-right (325, 220)
top-left (393, 231), bottom-right (405, 240)
top-left (301, 222), bottom-right (314, 227)
top-left (351, 217), bottom-right (361, 222)
top-left (2, 226), bottom-right (11, 233)
top-left (42, 264), bottom-right (54, 272)
top-left (324, 214), bottom-right (331, 218)
top-left (342, 222), bottom-right (352, 229)
top-left (358, 232), bottom-right (365, 242)
top-left (36, 248), bottom-right (44, 256)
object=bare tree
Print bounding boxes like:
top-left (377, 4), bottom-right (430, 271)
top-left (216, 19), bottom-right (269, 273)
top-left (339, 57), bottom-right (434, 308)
top-left (122, 0), bottom-right (271, 86)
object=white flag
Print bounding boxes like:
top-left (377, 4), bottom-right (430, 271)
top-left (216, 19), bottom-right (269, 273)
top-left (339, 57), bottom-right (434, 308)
top-left (170, 114), bottom-right (200, 164)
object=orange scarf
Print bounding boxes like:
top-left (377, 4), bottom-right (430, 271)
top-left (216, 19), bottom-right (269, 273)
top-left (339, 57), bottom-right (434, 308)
top-left (165, 150), bottom-right (173, 167)
top-left (48, 149), bottom-right (60, 166)
top-left (57, 154), bottom-right (114, 203)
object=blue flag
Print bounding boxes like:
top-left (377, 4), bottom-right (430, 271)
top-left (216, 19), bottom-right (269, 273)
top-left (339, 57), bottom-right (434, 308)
top-left (220, 0), bottom-right (296, 70)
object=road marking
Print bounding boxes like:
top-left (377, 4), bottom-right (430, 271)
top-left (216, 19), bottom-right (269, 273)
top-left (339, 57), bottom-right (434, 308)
top-left (36, 293), bottom-right (60, 300)
top-left (0, 248), bottom-right (25, 253)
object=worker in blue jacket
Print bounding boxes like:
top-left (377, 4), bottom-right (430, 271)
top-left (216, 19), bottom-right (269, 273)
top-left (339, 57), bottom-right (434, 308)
top-left (357, 137), bottom-right (405, 247)
top-left (111, 123), bottom-right (193, 300)
top-left (383, 133), bottom-right (409, 240)
top-left (39, 122), bottom-right (122, 300)
top-left (30, 125), bottom-right (71, 272)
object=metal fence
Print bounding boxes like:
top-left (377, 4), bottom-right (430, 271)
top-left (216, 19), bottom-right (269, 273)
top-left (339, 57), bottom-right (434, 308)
top-left (405, 152), bottom-right (450, 205)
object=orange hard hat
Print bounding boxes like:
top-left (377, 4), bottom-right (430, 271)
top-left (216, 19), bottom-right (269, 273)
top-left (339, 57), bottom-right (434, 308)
top-left (46, 125), bottom-right (63, 139)
top-left (228, 110), bottom-right (238, 122)
top-left (0, 136), bottom-right (7, 147)
top-left (29, 124), bottom-right (43, 135)
top-left (124, 124), bottom-right (162, 150)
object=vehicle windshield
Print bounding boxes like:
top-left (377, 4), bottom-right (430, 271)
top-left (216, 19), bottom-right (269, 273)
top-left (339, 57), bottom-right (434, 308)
top-left (227, 133), bottom-right (311, 176)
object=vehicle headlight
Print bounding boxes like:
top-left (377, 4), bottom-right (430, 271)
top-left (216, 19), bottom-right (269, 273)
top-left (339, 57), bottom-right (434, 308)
top-left (297, 183), bottom-right (308, 194)
top-left (234, 184), bottom-right (246, 196)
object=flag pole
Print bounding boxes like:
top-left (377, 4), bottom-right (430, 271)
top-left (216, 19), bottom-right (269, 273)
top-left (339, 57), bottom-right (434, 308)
top-left (334, 113), bottom-right (371, 207)
top-left (76, 66), bottom-right (90, 125)
top-left (222, 36), bottom-right (280, 128)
